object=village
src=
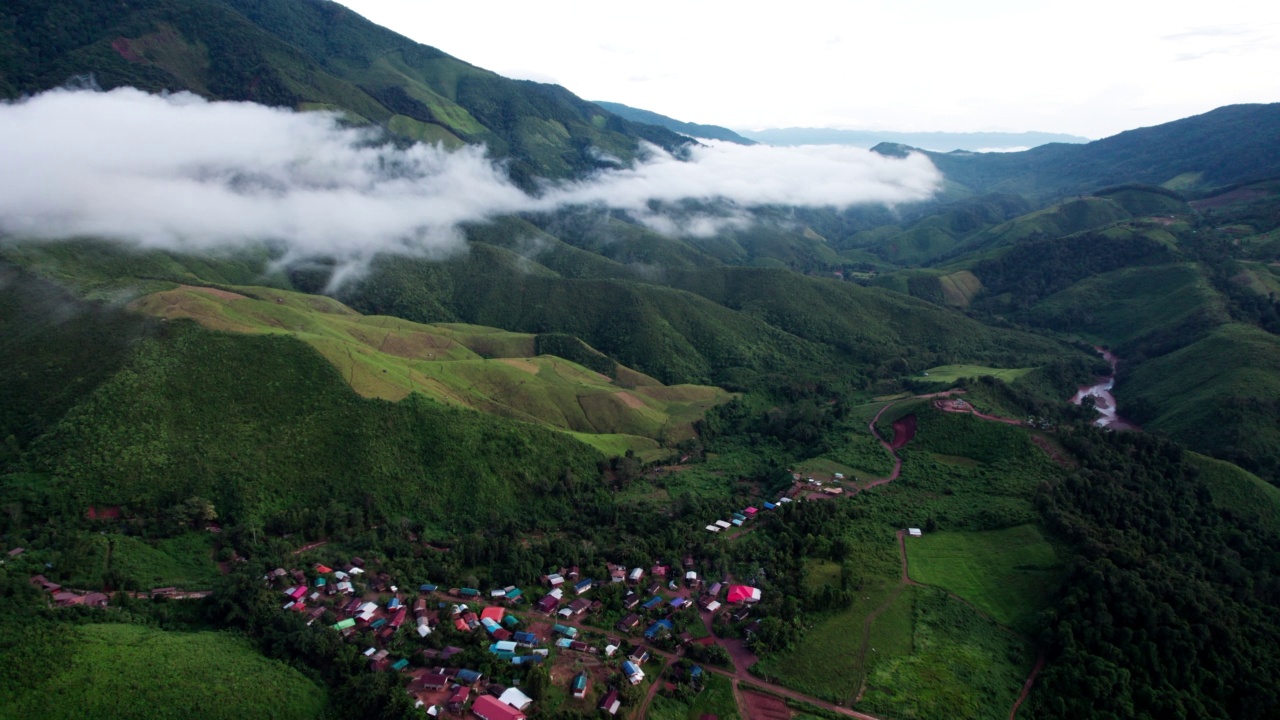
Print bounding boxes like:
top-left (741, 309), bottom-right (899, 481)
top-left (264, 542), bottom-right (769, 719)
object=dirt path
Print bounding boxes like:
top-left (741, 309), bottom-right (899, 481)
top-left (635, 655), bottom-right (674, 719)
top-left (291, 540), bottom-right (328, 555)
top-left (1009, 653), bottom-right (1046, 719)
top-left (861, 401), bottom-right (905, 489)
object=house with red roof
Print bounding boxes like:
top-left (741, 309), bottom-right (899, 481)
top-left (471, 694), bottom-right (525, 720)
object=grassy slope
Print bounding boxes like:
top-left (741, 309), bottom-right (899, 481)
top-left (130, 284), bottom-right (729, 453)
top-left (1188, 452), bottom-right (1280, 535)
top-left (1028, 263), bottom-right (1229, 355)
top-left (28, 321), bottom-right (606, 532)
top-left (1118, 323), bottom-right (1280, 479)
top-left (860, 587), bottom-right (1033, 720)
top-left (0, 624), bottom-right (327, 720)
top-left (906, 524), bottom-right (1062, 630)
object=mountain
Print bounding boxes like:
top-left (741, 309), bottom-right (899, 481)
top-left (593, 101), bottom-right (756, 144)
top-left (882, 103), bottom-right (1280, 199)
top-left (0, 0), bottom-right (689, 184)
top-left (743, 127), bottom-right (1089, 150)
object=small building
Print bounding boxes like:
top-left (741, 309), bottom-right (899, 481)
top-left (629, 647), bottom-right (650, 664)
top-left (616, 613), bottom-right (641, 632)
top-left (535, 594), bottom-right (559, 614)
top-left (628, 568), bottom-right (644, 583)
top-left (622, 593), bottom-right (640, 610)
top-left (714, 520), bottom-right (732, 529)
top-left (446, 686), bottom-right (470, 713)
top-left (513, 631), bottom-right (538, 646)
top-left (706, 525), bottom-right (721, 533)
top-left (685, 570), bottom-right (698, 585)
top-left (419, 673), bottom-right (451, 690)
top-left (641, 596), bottom-right (664, 611)
top-left (726, 585), bottom-right (761, 604)
top-left (708, 582), bottom-right (722, 597)
top-left (644, 619), bottom-right (674, 639)
top-left (622, 660), bottom-right (645, 685)
top-left (573, 579), bottom-right (594, 595)
top-left (498, 687), bottom-right (533, 711)
top-left (908, 527), bottom-right (923, 537)
top-left (544, 573), bottom-right (564, 588)
top-left (598, 689), bottom-right (621, 716)
top-left (571, 672), bottom-right (589, 699)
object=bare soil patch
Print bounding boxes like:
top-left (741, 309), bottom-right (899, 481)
top-left (614, 390), bottom-right (645, 409)
top-left (497, 358), bottom-right (540, 374)
top-left (742, 689), bottom-right (792, 720)
top-left (889, 414), bottom-right (917, 450)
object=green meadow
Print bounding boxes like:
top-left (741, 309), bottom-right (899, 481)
top-left (906, 524), bottom-right (1063, 630)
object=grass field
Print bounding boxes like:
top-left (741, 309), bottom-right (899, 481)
top-left (0, 624), bottom-right (327, 719)
top-left (647, 673), bottom-right (741, 720)
top-left (867, 584), bottom-right (917, 658)
top-left (804, 559), bottom-right (843, 592)
top-left (130, 284), bottom-right (730, 452)
top-left (752, 586), bottom-right (894, 704)
top-left (917, 365), bottom-right (1034, 384)
top-left (906, 524), bottom-right (1062, 630)
top-left (858, 588), bottom-right (1034, 720)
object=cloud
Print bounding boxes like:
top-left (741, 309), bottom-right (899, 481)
top-left (0, 88), bottom-right (941, 277)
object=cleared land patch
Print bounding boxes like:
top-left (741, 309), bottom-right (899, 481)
top-left (918, 365), bottom-right (1034, 384)
top-left (906, 524), bottom-right (1061, 630)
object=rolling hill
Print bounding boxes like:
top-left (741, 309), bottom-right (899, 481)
top-left (593, 100), bottom-right (756, 144)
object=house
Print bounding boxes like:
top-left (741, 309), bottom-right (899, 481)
top-left (573, 578), bottom-right (594, 595)
top-left (641, 596), bottom-right (664, 611)
top-left (685, 570), bottom-right (698, 585)
top-left (732, 513), bottom-right (746, 522)
top-left (644, 619), bottom-right (673, 639)
top-left (714, 520), bottom-right (731, 529)
top-left (670, 597), bottom-right (687, 609)
top-left (622, 661), bottom-right (645, 685)
top-left (513, 631), bottom-right (538, 646)
top-left (651, 565), bottom-right (668, 578)
top-left (609, 566), bottom-right (626, 583)
top-left (481, 606), bottom-right (506, 624)
top-left (491, 640), bottom-right (518, 654)
top-left (544, 573), bottom-right (564, 588)
top-left (446, 686), bottom-right (470, 712)
top-left (709, 582), bottom-right (722, 597)
top-left (616, 613), bottom-right (641, 632)
top-left (598, 689), bottom-right (621, 716)
top-left (726, 585), bottom-right (761, 604)
top-left (29, 575), bottom-right (61, 593)
top-left (744, 507), bottom-right (758, 517)
top-left (552, 624), bottom-right (578, 638)
top-left (628, 568), bottom-right (643, 583)
top-left (706, 525), bottom-right (721, 533)
top-left (645, 581), bottom-right (662, 595)
top-left (419, 673), bottom-right (451, 690)
top-left (498, 687), bottom-right (533, 711)
top-left (763, 502), bottom-right (777, 510)
top-left (455, 668), bottom-right (483, 685)
top-left (628, 647), bottom-right (650, 664)
top-left (622, 593), bottom-right (640, 610)
top-left (566, 598), bottom-right (590, 616)
top-left (571, 672), bottom-right (589, 699)
top-left (703, 600), bottom-right (721, 613)
top-left (535, 594), bottom-right (559, 614)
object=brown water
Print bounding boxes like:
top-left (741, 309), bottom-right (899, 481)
top-left (1070, 347), bottom-right (1140, 430)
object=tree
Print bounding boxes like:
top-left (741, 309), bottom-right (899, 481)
top-left (525, 665), bottom-right (550, 701)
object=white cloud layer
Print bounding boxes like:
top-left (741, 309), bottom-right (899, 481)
top-left (0, 88), bottom-right (940, 270)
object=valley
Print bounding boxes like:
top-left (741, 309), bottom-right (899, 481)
top-left (1, 2), bottom-right (1279, 720)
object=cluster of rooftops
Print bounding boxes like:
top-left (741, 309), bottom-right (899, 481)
top-left (704, 499), bottom-right (790, 533)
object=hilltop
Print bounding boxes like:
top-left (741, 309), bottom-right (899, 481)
top-left (0, 0), bottom-right (688, 184)
top-left (593, 101), bottom-right (756, 145)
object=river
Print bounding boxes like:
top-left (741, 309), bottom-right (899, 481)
top-left (1070, 347), bottom-right (1140, 430)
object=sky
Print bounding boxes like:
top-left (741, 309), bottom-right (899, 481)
top-left (335, 0), bottom-right (1280, 139)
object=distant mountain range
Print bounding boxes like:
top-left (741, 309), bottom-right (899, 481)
top-left (593, 101), bottom-right (756, 145)
top-left (739, 127), bottom-right (1090, 151)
